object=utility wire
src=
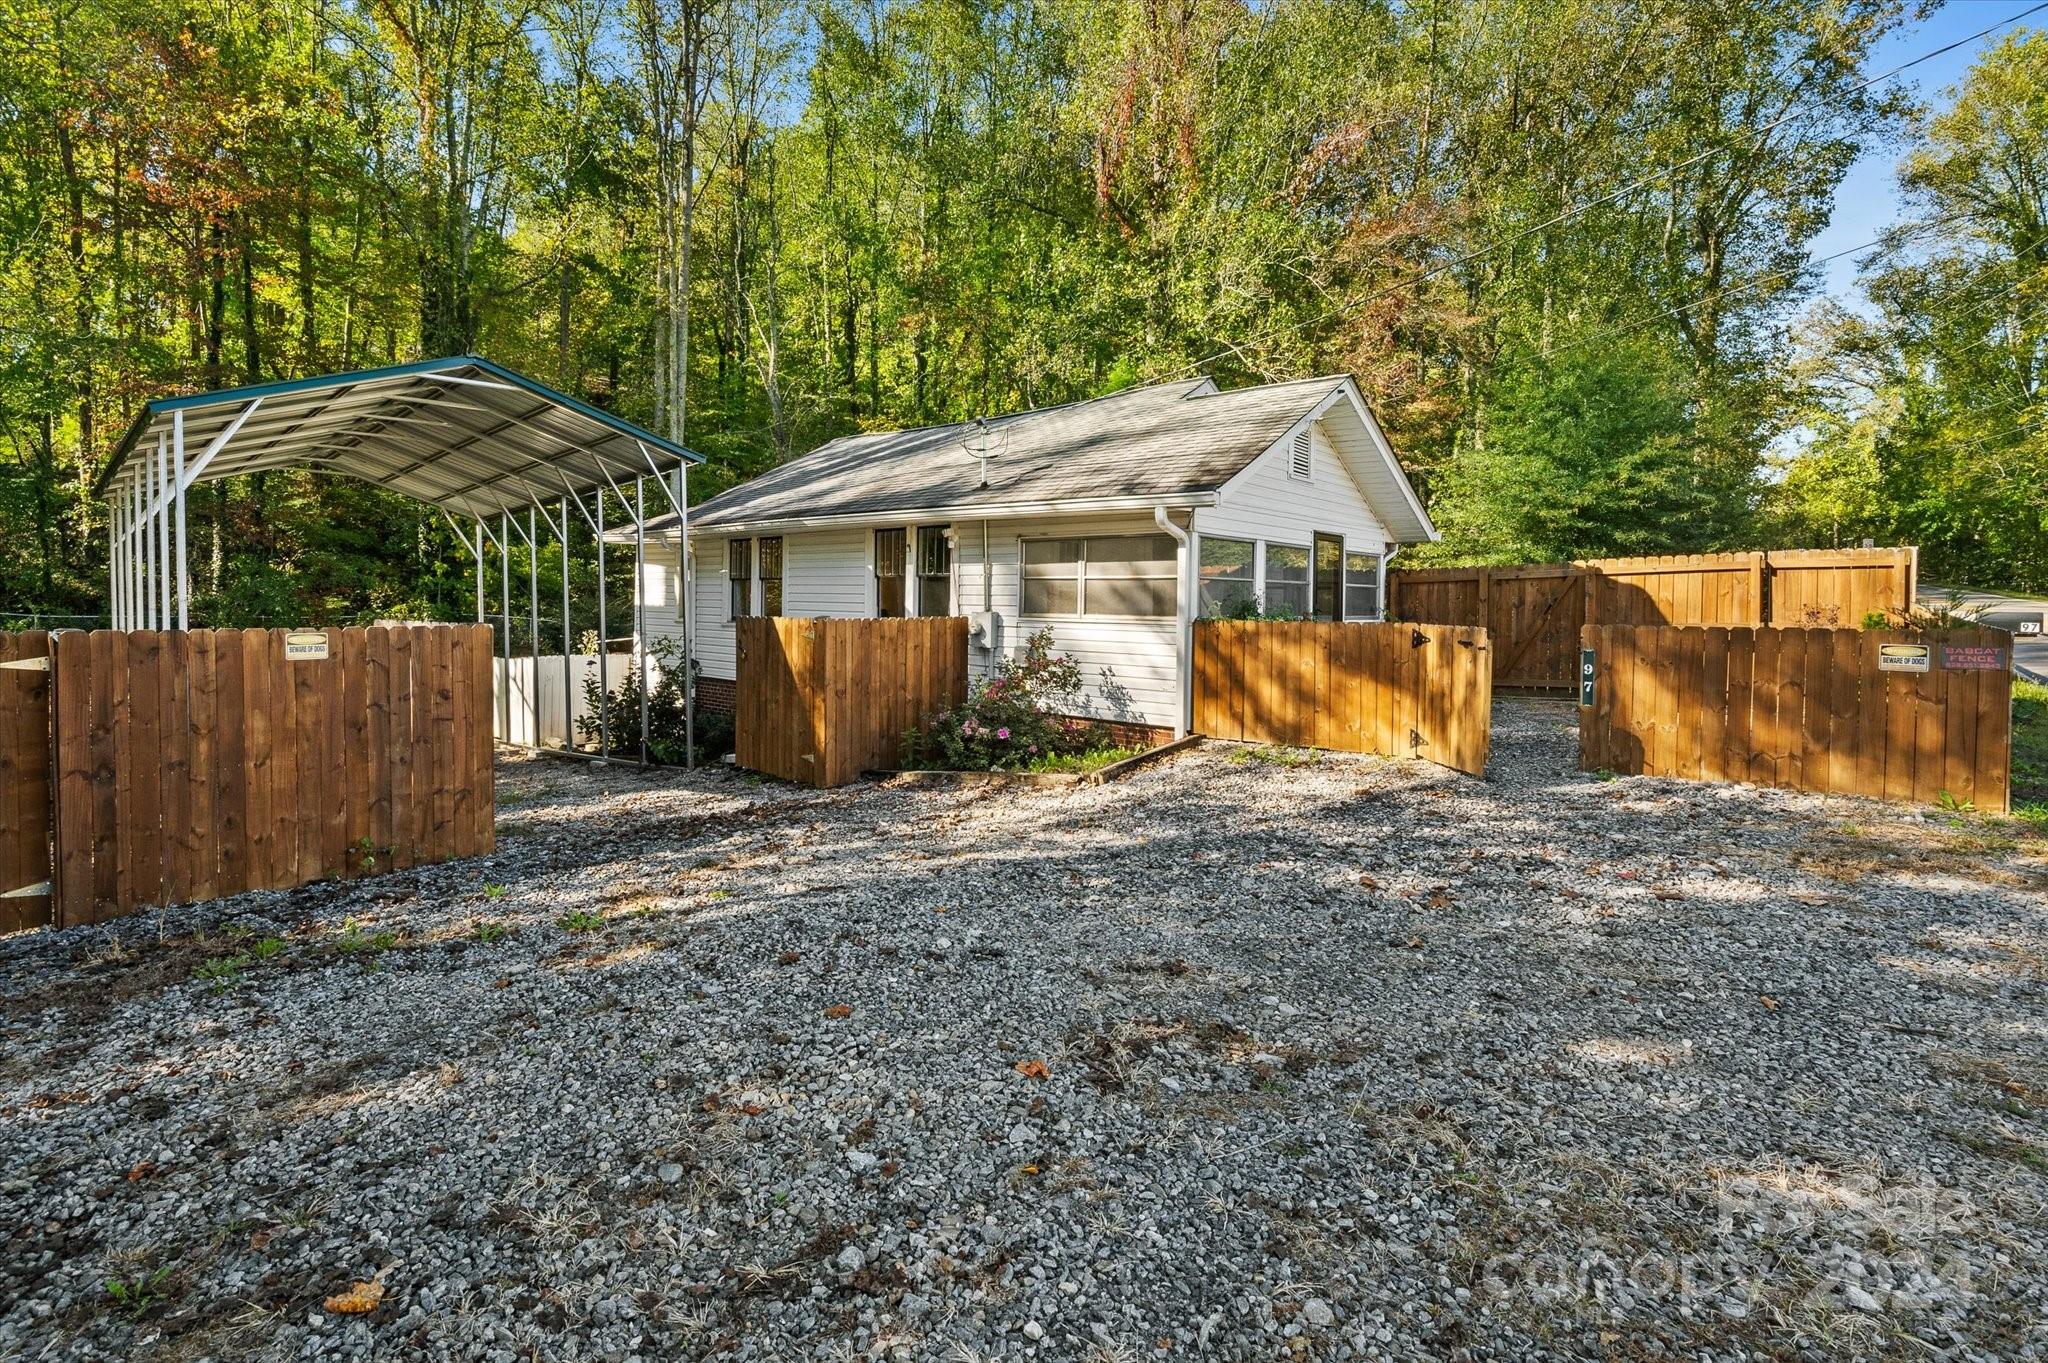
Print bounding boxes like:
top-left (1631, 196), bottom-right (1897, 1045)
top-left (1177, 1), bottom-right (2048, 376)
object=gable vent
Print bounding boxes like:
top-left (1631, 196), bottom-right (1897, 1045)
top-left (1289, 430), bottom-right (1312, 480)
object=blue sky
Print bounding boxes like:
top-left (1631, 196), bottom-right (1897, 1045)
top-left (1808, 0), bottom-right (2039, 302)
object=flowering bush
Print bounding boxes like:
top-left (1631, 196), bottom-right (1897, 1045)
top-left (901, 627), bottom-right (1113, 770)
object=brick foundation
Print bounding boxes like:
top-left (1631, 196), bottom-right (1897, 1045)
top-left (697, 676), bottom-right (736, 715)
top-left (1075, 716), bottom-right (1175, 750)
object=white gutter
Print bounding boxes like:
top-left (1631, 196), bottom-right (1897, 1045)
top-left (1155, 504), bottom-right (1191, 740)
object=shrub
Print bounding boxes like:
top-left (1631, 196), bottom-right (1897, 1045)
top-left (579, 636), bottom-right (734, 764)
top-left (901, 628), bottom-right (1114, 770)
top-left (1208, 590), bottom-right (1302, 622)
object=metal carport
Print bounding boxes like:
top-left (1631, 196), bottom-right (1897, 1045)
top-left (95, 355), bottom-right (706, 765)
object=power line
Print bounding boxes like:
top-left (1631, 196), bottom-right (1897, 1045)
top-left (1176, 1), bottom-right (2048, 377)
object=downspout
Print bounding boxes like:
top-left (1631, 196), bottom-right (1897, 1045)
top-left (1155, 505), bottom-right (1190, 740)
top-left (1380, 542), bottom-right (1402, 620)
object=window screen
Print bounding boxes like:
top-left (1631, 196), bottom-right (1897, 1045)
top-left (1263, 543), bottom-right (1310, 619)
top-left (728, 539), bottom-right (752, 619)
top-left (1083, 534), bottom-right (1177, 617)
top-left (917, 526), bottom-right (952, 617)
top-left (1020, 538), bottom-right (1080, 616)
top-left (874, 529), bottom-right (907, 618)
top-left (1198, 537), bottom-right (1256, 616)
top-left (758, 536), bottom-right (784, 616)
top-left (1021, 535), bottom-right (1176, 618)
top-left (1345, 551), bottom-right (1382, 620)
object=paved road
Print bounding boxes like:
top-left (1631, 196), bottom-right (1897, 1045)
top-left (1921, 584), bottom-right (2048, 681)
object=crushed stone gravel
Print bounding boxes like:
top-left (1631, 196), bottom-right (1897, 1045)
top-left (2, 696), bottom-right (2044, 1362)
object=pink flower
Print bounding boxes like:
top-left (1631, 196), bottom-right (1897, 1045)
top-left (996, 727), bottom-right (1010, 740)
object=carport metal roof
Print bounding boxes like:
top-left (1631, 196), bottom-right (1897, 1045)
top-left (98, 355), bottom-right (703, 520)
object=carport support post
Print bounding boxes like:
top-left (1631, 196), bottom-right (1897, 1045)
top-left (527, 507), bottom-right (540, 749)
top-left (635, 477), bottom-right (649, 766)
top-left (559, 501), bottom-right (572, 754)
top-left (594, 487), bottom-right (609, 760)
top-left (155, 430), bottom-right (171, 630)
top-left (500, 512), bottom-right (513, 745)
top-left (474, 521), bottom-right (484, 624)
top-left (172, 410), bottom-right (188, 630)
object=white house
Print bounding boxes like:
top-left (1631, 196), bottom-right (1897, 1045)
top-left (633, 374), bottom-right (1437, 740)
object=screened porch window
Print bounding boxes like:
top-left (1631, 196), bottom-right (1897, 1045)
top-left (1345, 551), bottom-right (1382, 620)
top-left (1021, 534), bottom-right (1177, 618)
top-left (1263, 543), bottom-right (1310, 619)
top-left (1198, 537), bottom-right (1255, 616)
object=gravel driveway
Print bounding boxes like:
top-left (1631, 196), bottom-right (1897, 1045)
top-left (3, 697), bottom-right (2045, 1362)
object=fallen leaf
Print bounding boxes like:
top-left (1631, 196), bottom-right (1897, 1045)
top-left (823, 1004), bottom-right (853, 1019)
top-left (778, 950), bottom-right (800, 965)
top-left (249, 1228), bottom-right (273, 1252)
top-left (1426, 892), bottom-right (1454, 910)
top-left (1759, 995), bottom-right (1778, 1010)
top-left (1014, 1059), bottom-right (1050, 1080)
top-left (1653, 888), bottom-right (1683, 901)
top-left (126, 1161), bottom-right (156, 1182)
top-left (1020, 1163), bottom-right (1040, 1175)
top-left (1356, 875), bottom-right (1379, 890)
top-left (323, 1280), bottom-right (384, 1315)
top-left (1405, 936), bottom-right (1425, 949)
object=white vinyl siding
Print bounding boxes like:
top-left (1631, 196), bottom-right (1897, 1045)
top-left (647, 528), bottom-right (873, 682)
top-left (956, 513), bottom-right (1181, 729)
top-left (1194, 417), bottom-right (1392, 619)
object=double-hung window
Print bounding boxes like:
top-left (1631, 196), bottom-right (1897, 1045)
top-left (1344, 551), bottom-right (1382, 620)
top-left (874, 528), bottom-right (908, 617)
top-left (758, 536), bottom-right (784, 616)
top-left (1198, 537), bottom-right (1255, 616)
top-left (916, 526), bottom-right (952, 616)
top-left (728, 538), bottom-right (753, 619)
top-left (1262, 543), bottom-right (1310, 618)
top-left (1020, 534), bottom-right (1177, 618)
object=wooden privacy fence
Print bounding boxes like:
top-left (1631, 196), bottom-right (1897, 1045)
top-left (1192, 620), bottom-right (1493, 775)
top-left (1578, 624), bottom-right (2011, 811)
top-left (1, 632), bottom-right (53, 933)
top-left (1389, 547), bottom-right (1918, 689)
top-left (736, 616), bottom-right (969, 787)
top-left (0, 624), bottom-right (495, 932)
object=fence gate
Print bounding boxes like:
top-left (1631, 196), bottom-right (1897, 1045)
top-left (1192, 620), bottom-right (1492, 775)
top-left (736, 616), bottom-right (969, 787)
top-left (0, 631), bottom-right (53, 932)
top-left (1578, 624), bottom-right (2011, 811)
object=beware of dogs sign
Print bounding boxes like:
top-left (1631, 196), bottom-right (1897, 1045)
top-left (1877, 642), bottom-right (1930, 673)
top-left (285, 630), bottom-right (331, 661)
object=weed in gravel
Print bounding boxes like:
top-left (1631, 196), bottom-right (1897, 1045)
top-left (104, 1267), bottom-right (172, 1320)
top-left (473, 920), bottom-right (510, 944)
top-left (558, 910), bottom-right (605, 933)
top-left (333, 919), bottom-right (399, 953)
top-left (483, 883), bottom-right (509, 899)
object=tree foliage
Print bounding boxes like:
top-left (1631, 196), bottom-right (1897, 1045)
top-left (1772, 31), bottom-right (2048, 589)
top-left (0, 0), bottom-right (1947, 621)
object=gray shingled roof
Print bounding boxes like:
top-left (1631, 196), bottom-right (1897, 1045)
top-left (661, 375), bottom-right (1354, 533)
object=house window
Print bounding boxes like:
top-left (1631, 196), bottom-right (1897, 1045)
top-left (1289, 430), bottom-right (1312, 480)
top-left (1345, 551), bottom-right (1382, 620)
top-left (758, 536), bottom-right (784, 616)
top-left (728, 538), bottom-right (753, 619)
top-left (1198, 537), bottom-right (1256, 616)
top-left (1263, 543), bottom-right (1310, 618)
top-left (874, 528), bottom-right (907, 618)
top-left (916, 526), bottom-right (952, 616)
top-left (1021, 534), bottom-right (1177, 618)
